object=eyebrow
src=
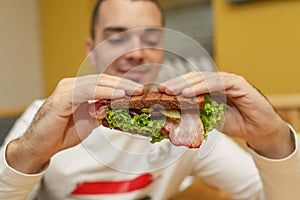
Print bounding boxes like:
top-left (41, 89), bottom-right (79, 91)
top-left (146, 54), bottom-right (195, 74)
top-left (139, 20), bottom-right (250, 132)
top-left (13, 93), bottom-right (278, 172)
top-left (144, 27), bottom-right (162, 33)
top-left (103, 26), bottom-right (128, 35)
top-left (103, 26), bottom-right (162, 35)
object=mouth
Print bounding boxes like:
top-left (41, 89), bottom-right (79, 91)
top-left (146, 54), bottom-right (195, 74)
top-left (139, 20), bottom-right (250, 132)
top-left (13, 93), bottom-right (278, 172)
top-left (118, 67), bottom-right (150, 82)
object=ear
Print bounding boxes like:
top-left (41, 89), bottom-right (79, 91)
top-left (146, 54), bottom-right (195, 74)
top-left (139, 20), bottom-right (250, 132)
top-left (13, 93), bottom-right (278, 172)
top-left (85, 38), bottom-right (97, 66)
top-left (85, 38), bottom-right (93, 54)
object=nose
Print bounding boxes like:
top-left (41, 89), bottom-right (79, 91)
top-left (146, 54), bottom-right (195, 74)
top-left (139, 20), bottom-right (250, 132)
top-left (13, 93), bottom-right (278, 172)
top-left (124, 49), bottom-right (144, 63)
top-left (123, 36), bottom-right (144, 63)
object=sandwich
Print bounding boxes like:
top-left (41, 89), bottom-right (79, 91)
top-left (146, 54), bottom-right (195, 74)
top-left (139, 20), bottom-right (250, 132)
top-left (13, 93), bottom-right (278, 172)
top-left (90, 91), bottom-right (225, 148)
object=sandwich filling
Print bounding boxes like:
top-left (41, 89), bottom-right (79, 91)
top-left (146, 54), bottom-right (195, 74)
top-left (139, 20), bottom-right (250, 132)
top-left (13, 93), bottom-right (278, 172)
top-left (90, 93), bottom-right (225, 148)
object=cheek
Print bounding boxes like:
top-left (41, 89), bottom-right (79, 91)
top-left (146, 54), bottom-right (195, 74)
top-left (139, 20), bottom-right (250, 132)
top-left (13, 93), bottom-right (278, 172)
top-left (104, 61), bottom-right (119, 75)
top-left (146, 49), bottom-right (164, 63)
top-left (95, 50), bottom-right (123, 75)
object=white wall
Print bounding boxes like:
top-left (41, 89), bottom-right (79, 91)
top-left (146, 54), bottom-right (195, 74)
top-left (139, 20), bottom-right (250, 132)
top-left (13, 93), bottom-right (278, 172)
top-left (0, 0), bottom-right (44, 111)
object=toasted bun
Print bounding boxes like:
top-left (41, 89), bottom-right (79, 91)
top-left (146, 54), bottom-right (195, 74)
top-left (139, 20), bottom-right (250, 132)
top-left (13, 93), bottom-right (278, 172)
top-left (110, 91), bottom-right (205, 110)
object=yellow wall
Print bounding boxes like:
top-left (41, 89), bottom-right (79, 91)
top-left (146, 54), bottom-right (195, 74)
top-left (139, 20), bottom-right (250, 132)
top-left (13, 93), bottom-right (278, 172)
top-left (40, 0), bottom-right (97, 96)
top-left (212, 0), bottom-right (300, 95)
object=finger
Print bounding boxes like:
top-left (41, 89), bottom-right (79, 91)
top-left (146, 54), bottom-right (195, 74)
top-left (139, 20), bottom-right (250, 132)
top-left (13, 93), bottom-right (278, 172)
top-left (71, 80), bottom-right (115, 102)
top-left (158, 71), bottom-right (202, 95)
top-left (73, 74), bottom-right (143, 104)
top-left (181, 74), bottom-right (225, 97)
top-left (97, 74), bottom-right (144, 95)
top-left (94, 86), bottom-right (126, 100)
top-left (63, 102), bottom-right (100, 149)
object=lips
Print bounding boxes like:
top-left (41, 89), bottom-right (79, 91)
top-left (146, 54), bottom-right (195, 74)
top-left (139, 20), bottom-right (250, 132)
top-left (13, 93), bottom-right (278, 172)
top-left (121, 71), bottom-right (147, 81)
top-left (118, 66), bottom-right (150, 81)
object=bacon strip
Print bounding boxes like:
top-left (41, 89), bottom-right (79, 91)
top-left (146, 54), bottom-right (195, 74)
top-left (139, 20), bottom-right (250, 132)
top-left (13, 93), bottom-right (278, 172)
top-left (165, 112), bottom-right (204, 148)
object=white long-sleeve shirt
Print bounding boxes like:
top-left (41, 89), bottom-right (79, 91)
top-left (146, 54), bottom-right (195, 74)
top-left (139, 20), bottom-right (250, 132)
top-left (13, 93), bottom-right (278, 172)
top-left (0, 99), bottom-right (300, 200)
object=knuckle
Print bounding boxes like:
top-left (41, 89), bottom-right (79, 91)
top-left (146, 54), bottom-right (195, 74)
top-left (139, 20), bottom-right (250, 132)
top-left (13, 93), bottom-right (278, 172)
top-left (57, 77), bottom-right (74, 87)
top-left (234, 74), bottom-right (246, 83)
top-left (221, 72), bottom-right (246, 83)
top-left (188, 71), bottom-right (198, 76)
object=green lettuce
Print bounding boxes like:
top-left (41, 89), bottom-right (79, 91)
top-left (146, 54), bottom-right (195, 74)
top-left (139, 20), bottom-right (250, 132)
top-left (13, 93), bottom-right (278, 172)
top-left (106, 109), bottom-right (167, 143)
top-left (200, 95), bottom-right (226, 139)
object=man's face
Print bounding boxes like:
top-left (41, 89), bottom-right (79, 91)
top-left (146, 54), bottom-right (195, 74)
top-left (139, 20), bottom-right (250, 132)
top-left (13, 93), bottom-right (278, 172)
top-left (89, 0), bottom-right (164, 84)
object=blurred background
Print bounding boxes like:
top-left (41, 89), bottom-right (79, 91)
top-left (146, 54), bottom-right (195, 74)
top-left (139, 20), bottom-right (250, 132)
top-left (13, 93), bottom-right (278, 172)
top-left (1, 0), bottom-right (300, 110)
top-left (1, 0), bottom-right (300, 136)
top-left (0, 0), bottom-right (299, 199)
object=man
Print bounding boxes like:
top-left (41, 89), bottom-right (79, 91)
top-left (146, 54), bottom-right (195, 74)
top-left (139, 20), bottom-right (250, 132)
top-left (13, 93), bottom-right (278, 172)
top-left (0, 0), bottom-right (299, 199)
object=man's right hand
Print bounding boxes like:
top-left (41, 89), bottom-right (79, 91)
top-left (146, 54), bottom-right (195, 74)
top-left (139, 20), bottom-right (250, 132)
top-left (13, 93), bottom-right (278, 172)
top-left (6, 74), bottom-right (143, 174)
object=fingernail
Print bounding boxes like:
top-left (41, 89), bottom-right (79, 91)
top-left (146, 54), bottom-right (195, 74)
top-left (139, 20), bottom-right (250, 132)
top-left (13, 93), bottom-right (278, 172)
top-left (165, 88), bottom-right (177, 95)
top-left (132, 87), bottom-right (144, 95)
top-left (157, 84), bottom-right (166, 92)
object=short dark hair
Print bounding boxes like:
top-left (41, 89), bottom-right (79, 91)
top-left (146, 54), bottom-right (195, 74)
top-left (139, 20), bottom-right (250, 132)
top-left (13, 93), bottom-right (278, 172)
top-left (90, 0), bottom-right (165, 40)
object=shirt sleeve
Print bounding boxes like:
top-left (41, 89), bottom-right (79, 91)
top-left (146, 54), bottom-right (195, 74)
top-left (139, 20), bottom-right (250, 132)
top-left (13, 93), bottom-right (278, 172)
top-left (0, 100), bottom-right (45, 199)
top-left (248, 126), bottom-right (300, 200)
top-left (0, 143), bottom-right (44, 199)
top-left (191, 131), bottom-right (264, 200)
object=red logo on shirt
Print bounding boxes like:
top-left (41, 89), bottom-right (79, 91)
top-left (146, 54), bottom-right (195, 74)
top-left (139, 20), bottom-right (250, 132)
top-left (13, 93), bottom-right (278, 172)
top-left (71, 173), bottom-right (154, 195)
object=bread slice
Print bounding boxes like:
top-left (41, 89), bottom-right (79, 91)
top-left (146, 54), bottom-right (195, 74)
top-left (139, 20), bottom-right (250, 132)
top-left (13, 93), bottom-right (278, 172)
top-left (110, 91), bottom-right (205, 110)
